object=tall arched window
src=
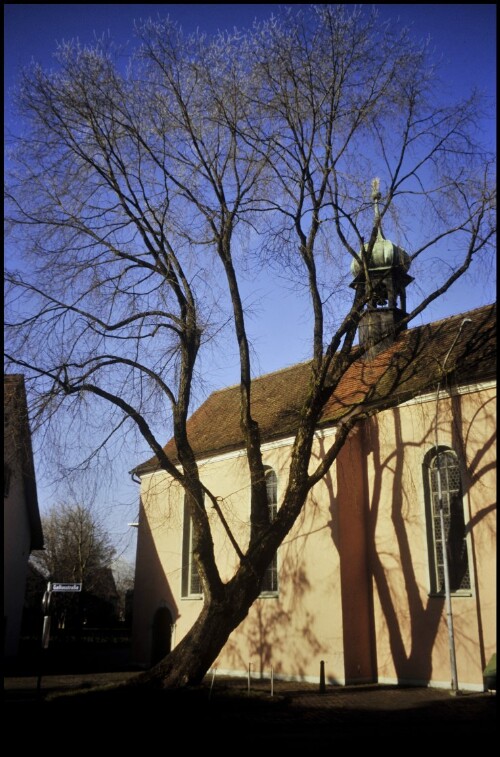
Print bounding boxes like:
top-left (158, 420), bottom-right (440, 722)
top-left (181, 493), bottom-right (203, 598)
top-left (424, 447), bottom-right (471, 594)
top-left (260, 468), bottom-right (278, 595)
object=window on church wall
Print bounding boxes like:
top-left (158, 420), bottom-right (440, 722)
top-left (260, 468), bottom-right (279, 595)
top-left (424, 448), bottom-right (471, 595)
top-left (181, 494), bottom-right (202, 598)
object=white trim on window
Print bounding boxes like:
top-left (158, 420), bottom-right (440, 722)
top-left (260, 467), bottom-right (279, 597)
top-left (181, 495), bottom-right (203, 599)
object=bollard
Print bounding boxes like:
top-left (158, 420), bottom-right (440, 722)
top-left (319, 660), bottom-right (326, 693)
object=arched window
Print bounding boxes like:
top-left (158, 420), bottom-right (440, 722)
top-left (181, 493), bottom-right (203, 598)
top-left (424, 447), bottom-right (471, 594)
top-left (260, 468), bottom-right (278, 595)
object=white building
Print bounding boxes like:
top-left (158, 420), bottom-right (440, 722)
top-left (4, 375), bottom-right (44, 660)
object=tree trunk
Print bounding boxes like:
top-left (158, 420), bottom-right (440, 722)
top-left (132, 585), bottom-right (258, 689)
top-left (131, 481), bottom-right (312, 690)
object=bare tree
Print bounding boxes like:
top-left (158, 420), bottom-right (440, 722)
top-left (4, 6), bottom-right (495, 687)
top-left (31, 502), bottom-right (116, 627)
top-left (32, 503), bottom-right (115, 587)
top-left (112, 559), bottom-right (135, 625)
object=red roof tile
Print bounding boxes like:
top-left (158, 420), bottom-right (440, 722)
top-left (135, 303), bottom-right (496, 473)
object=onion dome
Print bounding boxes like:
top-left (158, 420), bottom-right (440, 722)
top-left (351, 179), bottom-right (411, 276)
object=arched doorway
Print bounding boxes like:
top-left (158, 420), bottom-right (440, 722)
top-left (151, 606), bottom-right (173, 666)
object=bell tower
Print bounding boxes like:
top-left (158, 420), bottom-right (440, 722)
top-left (350, 179), bottom-right (413, 359)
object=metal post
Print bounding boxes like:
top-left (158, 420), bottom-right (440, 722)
top-left (433, 318), bottom-right (471, 693)
top-left (319, 660), bottom-right (326, 693)
top-left (434, 452), bottom-right (459, 692)
top-left (209, 666), bottom-right (217, 701)
top-left (37, 581), bottom-right (52, 697)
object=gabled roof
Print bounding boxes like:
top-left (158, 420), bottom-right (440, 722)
top-left (135, 303), bottom-right (496, 474)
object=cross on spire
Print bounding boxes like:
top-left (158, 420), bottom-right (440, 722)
top-left (371, 177), bottom-right (382, 225)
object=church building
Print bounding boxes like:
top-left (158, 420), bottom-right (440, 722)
top-left (131, 210), bottom-right (496, 692)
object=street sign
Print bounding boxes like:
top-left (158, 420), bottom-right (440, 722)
top-left (51, 582), bottom-right (82, 592)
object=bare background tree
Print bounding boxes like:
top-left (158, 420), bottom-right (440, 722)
top-left (32, 503), bottom-right (115, 588)
top-left (112, 559), bottom-right (135, 625)
top-left (31, 502), bottom-right (117, 629)
top-left (4, 6), bottom-right (495, 687)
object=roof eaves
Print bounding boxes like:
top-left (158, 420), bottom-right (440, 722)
top-left (133, 302), bottom-right (496, 477)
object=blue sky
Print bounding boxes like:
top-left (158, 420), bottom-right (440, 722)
top-left (4, 3), bottom-right (496, 322)
top-left (4, 3), bottom-right (496, 380)
top-left (4, 4), bottom-right (497, 561)
top-left (4, 4), bottom-right (496, 98)
top-left (5, 5), bottom-right (496, 100)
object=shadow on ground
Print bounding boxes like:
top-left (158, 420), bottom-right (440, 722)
top-left (4, 664), bottom-right (496, 745)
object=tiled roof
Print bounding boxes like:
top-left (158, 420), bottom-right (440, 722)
top-left (136, 303), bottom-right (496, 473)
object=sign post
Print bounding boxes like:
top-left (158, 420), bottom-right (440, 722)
top-left (36, 581), bottom-right (83, 698)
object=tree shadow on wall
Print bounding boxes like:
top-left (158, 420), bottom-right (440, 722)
top-left (330, 391), bottom-right (496, 687)
top-left (222, 527), bottom-right (330, 681)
